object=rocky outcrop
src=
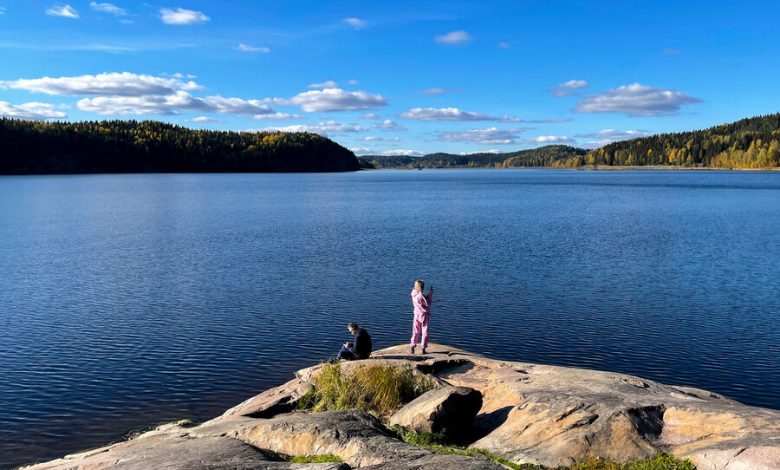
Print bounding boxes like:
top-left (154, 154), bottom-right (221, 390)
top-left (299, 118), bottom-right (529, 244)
top-left (23, 343), bottom-right (780, 470)
top-left (388, 386), bottom-right (482, 437)
top-left (22, 433), bottom-right (348, 470)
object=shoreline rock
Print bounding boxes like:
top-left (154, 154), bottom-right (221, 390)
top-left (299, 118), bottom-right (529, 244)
top-left (21, 343), bottom-right (780, 469)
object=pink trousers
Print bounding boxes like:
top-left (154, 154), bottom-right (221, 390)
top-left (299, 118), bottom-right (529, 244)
top-left (410, 315), bottom-right (429, 348)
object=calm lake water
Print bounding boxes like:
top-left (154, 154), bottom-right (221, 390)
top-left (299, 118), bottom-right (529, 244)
top-left (1, 169), bottom-right (779, 468)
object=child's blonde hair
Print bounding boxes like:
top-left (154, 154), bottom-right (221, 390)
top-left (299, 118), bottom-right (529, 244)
top-left (414, 279), bottom-right (424, 291)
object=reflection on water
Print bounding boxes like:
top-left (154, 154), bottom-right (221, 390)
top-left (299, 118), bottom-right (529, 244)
top-left (0, 169), bottom-right (778, 468)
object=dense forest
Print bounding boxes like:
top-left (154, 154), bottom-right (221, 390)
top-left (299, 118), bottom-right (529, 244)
top-left (363, 114), bottom-right (780, 170)
top-left (361, 145), bottom-right (587, 169)
top-left (583, 113), bottom-right (780, 168)
top-left (0, 119), bottom-right (360, 174)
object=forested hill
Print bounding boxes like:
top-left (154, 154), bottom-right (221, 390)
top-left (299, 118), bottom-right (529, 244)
top-left (586, 113), bottom-right (780, 168)
top-left (361, 145), bottom-right (587, 169)
top-left (0, 119), bottom-right (360, 174)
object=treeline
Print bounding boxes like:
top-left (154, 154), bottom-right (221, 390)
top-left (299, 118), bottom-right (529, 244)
top-left (584, 113), bottom-right (780, 169)
top-left (361, 145), bottom-right (587, 169)
top-left (0, 119), bottom-right (359, 174)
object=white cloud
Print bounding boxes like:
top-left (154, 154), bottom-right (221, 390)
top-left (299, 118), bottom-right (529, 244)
top-left (189, 116), bottom-right (218, 123)
top-left (77, 91), bottom-right (276, 116)
top-left (416, 87), bottom-right (455, 96)
top-left (2, 72), bottom-right (202, 96)
top-left (372, 118), bottom-right (404, 130)
top-left (529, 135), bottom-right (574, 144)
top-left (0, 7), bottom-right (6, 15)
top-left (347, 79), bottom-right (359, 86)
top-left (497, 41), bottom-right (510, 49)
top-left (379, 149), bottom-right (423, 156)
top-left (0, 101), bottom-right (66, 120)
top-left (435, 30), bottom-right (472, 45)
top-left (400, 107), bottom-right (517, 122)
top-left (575, 83), bottom-right (701, 116)
top-left (290, 88), bottom-right (387, 112)
top-left (575, 129), bottom-right (649, 146)
top-left (46, 5), bottom-right (79, 19)
top-left (439, 127), bottom-right (526, 145)
top-left (236, 43), bottom-right (270, 53)
top-left (343, 17), bottom-right (367, 29)
top-left (362, 136), bottom-right (399, 142)
top-left (252, 112), bottom-right (300, 120)
top-left (263, 121), bottom-right (367, 135)
top-left (551, 79), bottom-right (588, 97)
top-left (663, 48), bottom-right (682, 56)
top-left (361, 113), bottom-right (379, 120)
top-left (90, 2), bottom-right (126, 16)
top-left (160, 7), bottom-right (209, 25)
top-left (307, 80), bottom-right (338, 89)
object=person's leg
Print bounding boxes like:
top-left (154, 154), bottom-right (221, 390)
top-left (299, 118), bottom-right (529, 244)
top-left (410, 318), bottom-right (421, 352)
top-left (337, 345), bottom-right (355, 360)
top-left (421, 315), bottom-right (429, 352)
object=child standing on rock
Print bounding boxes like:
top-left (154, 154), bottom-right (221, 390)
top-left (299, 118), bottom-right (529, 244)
top-left (410, 279), bottom-right (433, 354)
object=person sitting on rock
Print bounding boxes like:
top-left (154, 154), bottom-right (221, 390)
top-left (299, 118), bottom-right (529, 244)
top-left (337, 323), bottom-right (372, 360)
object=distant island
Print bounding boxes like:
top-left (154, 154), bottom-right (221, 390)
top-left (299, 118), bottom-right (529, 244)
top-left (361, 113), bottom-right (780, 170)
top-left (0, 119), bottom-right (359, 174)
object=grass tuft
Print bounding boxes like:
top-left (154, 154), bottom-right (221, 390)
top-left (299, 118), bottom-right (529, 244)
top-left (288, 454), bottom-right (343, 463)
top-left (301, 362), bottom-right (436, 416)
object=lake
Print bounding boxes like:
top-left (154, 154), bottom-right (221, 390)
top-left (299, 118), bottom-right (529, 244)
top-left (1, 169), bottom-right (778, 468)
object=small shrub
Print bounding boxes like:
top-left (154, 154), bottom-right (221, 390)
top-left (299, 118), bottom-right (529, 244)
top-left (570, 453), bottom-right (696, 470)
top-left (303, 362), bottom-right (436, 416)
top-left (288, 454), bottom-right (343, 463)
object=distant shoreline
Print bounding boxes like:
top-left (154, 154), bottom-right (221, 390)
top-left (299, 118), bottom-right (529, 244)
top-left (362, 165), bottom-right (780, 172)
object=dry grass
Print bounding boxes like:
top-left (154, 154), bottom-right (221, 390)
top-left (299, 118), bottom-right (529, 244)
top-left (301, 362), bottom-right (436, 416)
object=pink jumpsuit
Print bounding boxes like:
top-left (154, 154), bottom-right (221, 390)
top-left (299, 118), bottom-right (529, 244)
top-left (410, 289), bottom-right (432, 348)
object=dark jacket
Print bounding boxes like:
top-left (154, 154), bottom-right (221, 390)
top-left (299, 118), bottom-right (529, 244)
top-left (353, 328), bottom-right (372, 359)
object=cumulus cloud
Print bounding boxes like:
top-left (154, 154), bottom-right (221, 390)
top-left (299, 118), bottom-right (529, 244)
top-left (551, 79), bottom-right (588, 97)
top-left (416, 87), bottom-right (456, 96)
top-left (529, 135), bottom-right (574, 144)
top-left (435, 30), bottom-right (472, 45)
top-left (160, 7), bottom-right (209, 25)
top-left (77, 92), bottom-right (275, 116)
top-left (361, 113), bottom-right (379, 120)
top-left (400, 107), bottom-right (518, 122)
top-left (0, 101), bottom-right (66, 120)
top-left (46, 5), bottom-right (79, 19)
top-left (575, 83), bottom-right (701, 116)
top-left (236, 43), bottom-right (270, 53)
top-left (290, 88), bottom-right (387, 112)
top-left (343, 17), bottom-right (367, 29)
top-left (252, 112), bottom-right (300, 120)
top-left (379, 149), bottom-right (423, 156)
top-left (90, 2), bottom-right (126, 16)
top-left (575, 129), bottom-right (649, 146)
top-left (189, 116), bottom-right (218, 123)
top-left (263, 121), bottom-right (367, 135)
top-left (372, 119), bottom-right (404, 130)
top-left (438, 127), bottom-right (527, 145)
top-left (1, 72), bottom-right (202, 96)
top-left (307, 80), bottom-right (338, 89)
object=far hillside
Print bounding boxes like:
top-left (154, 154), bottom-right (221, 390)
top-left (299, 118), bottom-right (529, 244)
top-left (0, 119), bottom-right (359, 174)
top-left (361, 145), bottom-right (587, 169)
top-left (585, 113), bottom-right (780, 168)
top-left (361, 113), bottom-right (780, 170)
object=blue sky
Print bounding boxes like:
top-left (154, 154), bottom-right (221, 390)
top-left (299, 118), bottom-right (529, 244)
top-left (1, 0), bottom-right (779, 155)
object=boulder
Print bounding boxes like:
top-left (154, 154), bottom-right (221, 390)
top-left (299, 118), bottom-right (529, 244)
top-left (20, 434), bottom-right (347, 470)
top-left (388, 386), bottom-right (483, 436)
top-left (214, 378), bottom-right (313, 421)
top-left (190, 409), bottom-right (505, 469)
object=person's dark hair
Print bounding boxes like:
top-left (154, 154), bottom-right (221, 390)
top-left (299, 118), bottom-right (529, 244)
top-left (348, 322), bottom-right (359, 330)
